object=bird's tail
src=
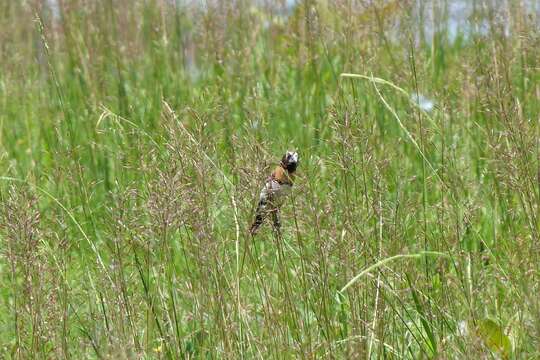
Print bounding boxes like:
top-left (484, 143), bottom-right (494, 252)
top-left (249, 199), bottom-right (266, 235)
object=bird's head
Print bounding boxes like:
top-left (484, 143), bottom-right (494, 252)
top-left (281, 151), bottom-right (299, 173)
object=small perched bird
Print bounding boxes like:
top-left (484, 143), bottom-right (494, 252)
top-left (250, 151), bottom-right (299, 235)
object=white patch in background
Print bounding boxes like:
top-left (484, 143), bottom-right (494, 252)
top-left (457, 320), bottom-right (469, 337)
top-left (411, 93), bottom-right (435, 112)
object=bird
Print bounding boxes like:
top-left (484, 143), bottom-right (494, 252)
top-left (249, 150), bottom-right (299, 235)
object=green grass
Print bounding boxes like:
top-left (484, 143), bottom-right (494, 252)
top-left (1, 0), bottom-right (539, 358)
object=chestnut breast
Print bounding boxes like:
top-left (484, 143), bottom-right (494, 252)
top-left (272, 166), bottom-right (294, 185)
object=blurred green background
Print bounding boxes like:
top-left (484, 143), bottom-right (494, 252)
top-left (0, 0), bottom-right (539, 358)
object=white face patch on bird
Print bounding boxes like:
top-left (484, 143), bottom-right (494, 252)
top-left (288, 151), bottom-right (299, 164)
top-left (281, 151), bottom-right (299, 173)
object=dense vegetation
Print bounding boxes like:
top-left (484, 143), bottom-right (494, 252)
top-left (1, 0), bottom-right (539, 358)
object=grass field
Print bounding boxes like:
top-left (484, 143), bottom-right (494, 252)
top-left (1, 0), bottom-right (539, 358)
